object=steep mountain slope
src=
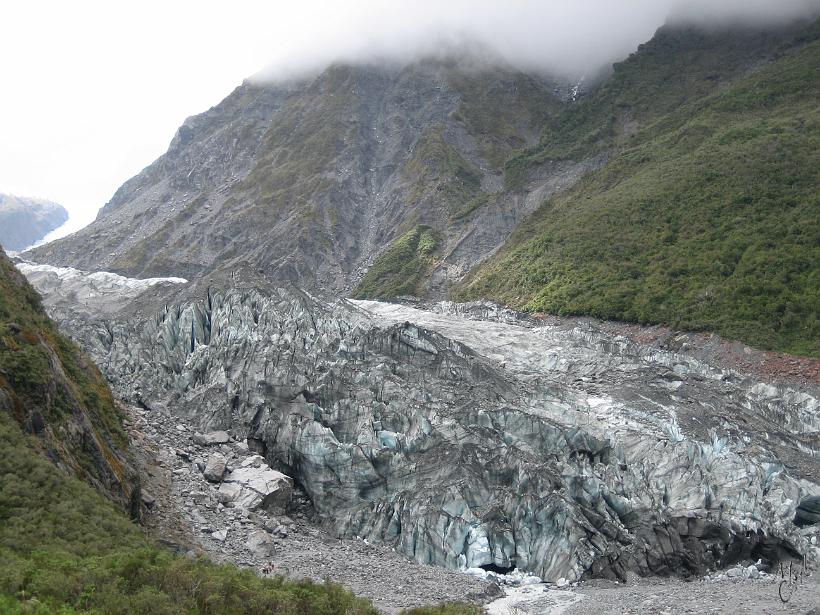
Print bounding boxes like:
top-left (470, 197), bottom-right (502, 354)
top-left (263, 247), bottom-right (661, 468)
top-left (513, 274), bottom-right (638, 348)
top-left (460, 20), bottom-right (820, 356)
top-left (0, 248), bottom-right (137, 509)
top-left (504, 22), bottom-right (820, 184)
top-left (29, 56), bottom-right (570, 295)
top-left (0, 194), bottom-right (67, 251)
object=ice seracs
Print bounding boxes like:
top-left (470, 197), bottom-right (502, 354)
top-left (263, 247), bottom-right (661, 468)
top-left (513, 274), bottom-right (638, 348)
top-left (19, 265), bottom-right (820, 584)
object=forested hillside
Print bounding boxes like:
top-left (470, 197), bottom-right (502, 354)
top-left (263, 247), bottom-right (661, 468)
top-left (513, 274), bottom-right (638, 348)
top-left (460, 21), bottom-right (820, 355)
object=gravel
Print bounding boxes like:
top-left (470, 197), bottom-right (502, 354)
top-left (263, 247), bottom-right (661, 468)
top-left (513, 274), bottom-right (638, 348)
top-left (567, 573), bottom-right (820, 615)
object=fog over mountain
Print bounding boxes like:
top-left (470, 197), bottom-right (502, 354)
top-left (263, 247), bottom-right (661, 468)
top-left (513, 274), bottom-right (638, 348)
top-left (253, 0), bottom-right (820, 81)
top-left (2, 1), bottom-right (818, 229)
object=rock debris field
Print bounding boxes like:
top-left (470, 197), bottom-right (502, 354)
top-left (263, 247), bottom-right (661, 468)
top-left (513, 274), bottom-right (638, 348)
top-left (128, 404), bottom-right (820, 615)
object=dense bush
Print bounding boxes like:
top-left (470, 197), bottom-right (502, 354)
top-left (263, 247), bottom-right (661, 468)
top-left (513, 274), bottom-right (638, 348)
top-left (461, 24), bottom-right (820, 356)
top-left (0, 252), bottom-right (126, 444)
top-left (353, 225), bottom-right (440, 298)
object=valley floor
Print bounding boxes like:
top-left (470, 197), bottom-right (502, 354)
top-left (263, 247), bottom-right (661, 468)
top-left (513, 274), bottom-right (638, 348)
top-left (487, 573), bottom-right (820, 615)
top-left (566, 573), bottom-right (820, 615)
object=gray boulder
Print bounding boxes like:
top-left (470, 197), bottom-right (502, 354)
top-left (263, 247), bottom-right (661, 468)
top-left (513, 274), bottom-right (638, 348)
top-left (217, 466), bottom-right (293, 512)
top-left (240, 454), bottom-right (266, 469)
top-left (193, 431), bottom-right (231, 446)
top-left (203, 453), bottom-right (227, 482)
top-left (246, 530), bottom-right (276, 557)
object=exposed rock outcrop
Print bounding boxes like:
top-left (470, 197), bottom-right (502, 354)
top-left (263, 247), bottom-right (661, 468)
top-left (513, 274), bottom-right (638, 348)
top-left (19, 264), bottom-right (820, 583)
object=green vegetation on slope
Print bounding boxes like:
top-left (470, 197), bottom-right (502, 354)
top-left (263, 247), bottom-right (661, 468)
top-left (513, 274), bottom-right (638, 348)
top-left (447, 67), bottom-right (559, 170)
top-left (237, 67), bottom-right (352, 211)
top-left (504, 22), bottom-right (818, 189)
top-left (0, 254), bottom-right (124, 441)
top-left (459, 29), bottom-right (820, 356)
top-left (0, 251), bottom-right (133, 503)
top-left (352, 225), bottom-right (440, 298)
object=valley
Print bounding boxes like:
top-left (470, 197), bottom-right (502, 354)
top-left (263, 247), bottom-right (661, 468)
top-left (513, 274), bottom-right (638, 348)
top-left (13, 258), bottom-right (820, 612)
top-left (0, 194), bottom-right (68, 252)
top-left (2, 7), bottom-right (819, 614)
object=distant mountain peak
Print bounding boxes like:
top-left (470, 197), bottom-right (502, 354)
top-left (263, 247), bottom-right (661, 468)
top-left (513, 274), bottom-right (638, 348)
top-left (0, 193), bottom-right (68, 252)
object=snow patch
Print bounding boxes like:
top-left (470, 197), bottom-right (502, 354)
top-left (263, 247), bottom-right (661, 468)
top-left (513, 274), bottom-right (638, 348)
top-left (16, 261), bottom-right (188, 289)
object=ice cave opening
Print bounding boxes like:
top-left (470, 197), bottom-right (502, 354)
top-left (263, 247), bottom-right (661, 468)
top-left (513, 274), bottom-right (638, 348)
top-left (478, 562), bottom-right (516, 575)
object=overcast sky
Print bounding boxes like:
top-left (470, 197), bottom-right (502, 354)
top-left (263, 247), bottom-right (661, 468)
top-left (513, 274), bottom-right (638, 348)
top-left (1, 0), bottom-right (817, 239)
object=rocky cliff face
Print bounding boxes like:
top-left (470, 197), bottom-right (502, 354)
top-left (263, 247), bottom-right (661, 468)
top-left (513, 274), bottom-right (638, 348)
top-left (0, 194), bottom-right (68, 251)
top-left (27, 56), bottom-right (581, 297)
top-left (20, 262), bottom-right (819, 583)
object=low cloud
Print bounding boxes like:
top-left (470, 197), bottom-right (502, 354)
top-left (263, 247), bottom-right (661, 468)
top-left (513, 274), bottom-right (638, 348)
top-left (669, 0), bottom-right (820, 26)
top-left (253, 0), bottom-right (820, 82)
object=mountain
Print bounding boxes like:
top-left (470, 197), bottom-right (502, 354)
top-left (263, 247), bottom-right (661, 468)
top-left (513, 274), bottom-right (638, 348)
top-left (28, 54), bottom-right (572, 296)
top-left (27, 18), bottom-right (820, 355)
top-left (8, 18), bottom-right (820, 608)
top-left (0, 194), bottom-right (68, 251)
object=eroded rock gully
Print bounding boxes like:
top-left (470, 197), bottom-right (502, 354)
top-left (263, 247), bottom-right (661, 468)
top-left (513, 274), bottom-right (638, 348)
top-left (17, 262), bottom-right (820, 590)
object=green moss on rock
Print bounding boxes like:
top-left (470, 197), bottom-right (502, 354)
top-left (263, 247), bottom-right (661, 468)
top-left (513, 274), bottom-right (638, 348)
top-left (403, 127), bottom-right (490, 220)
